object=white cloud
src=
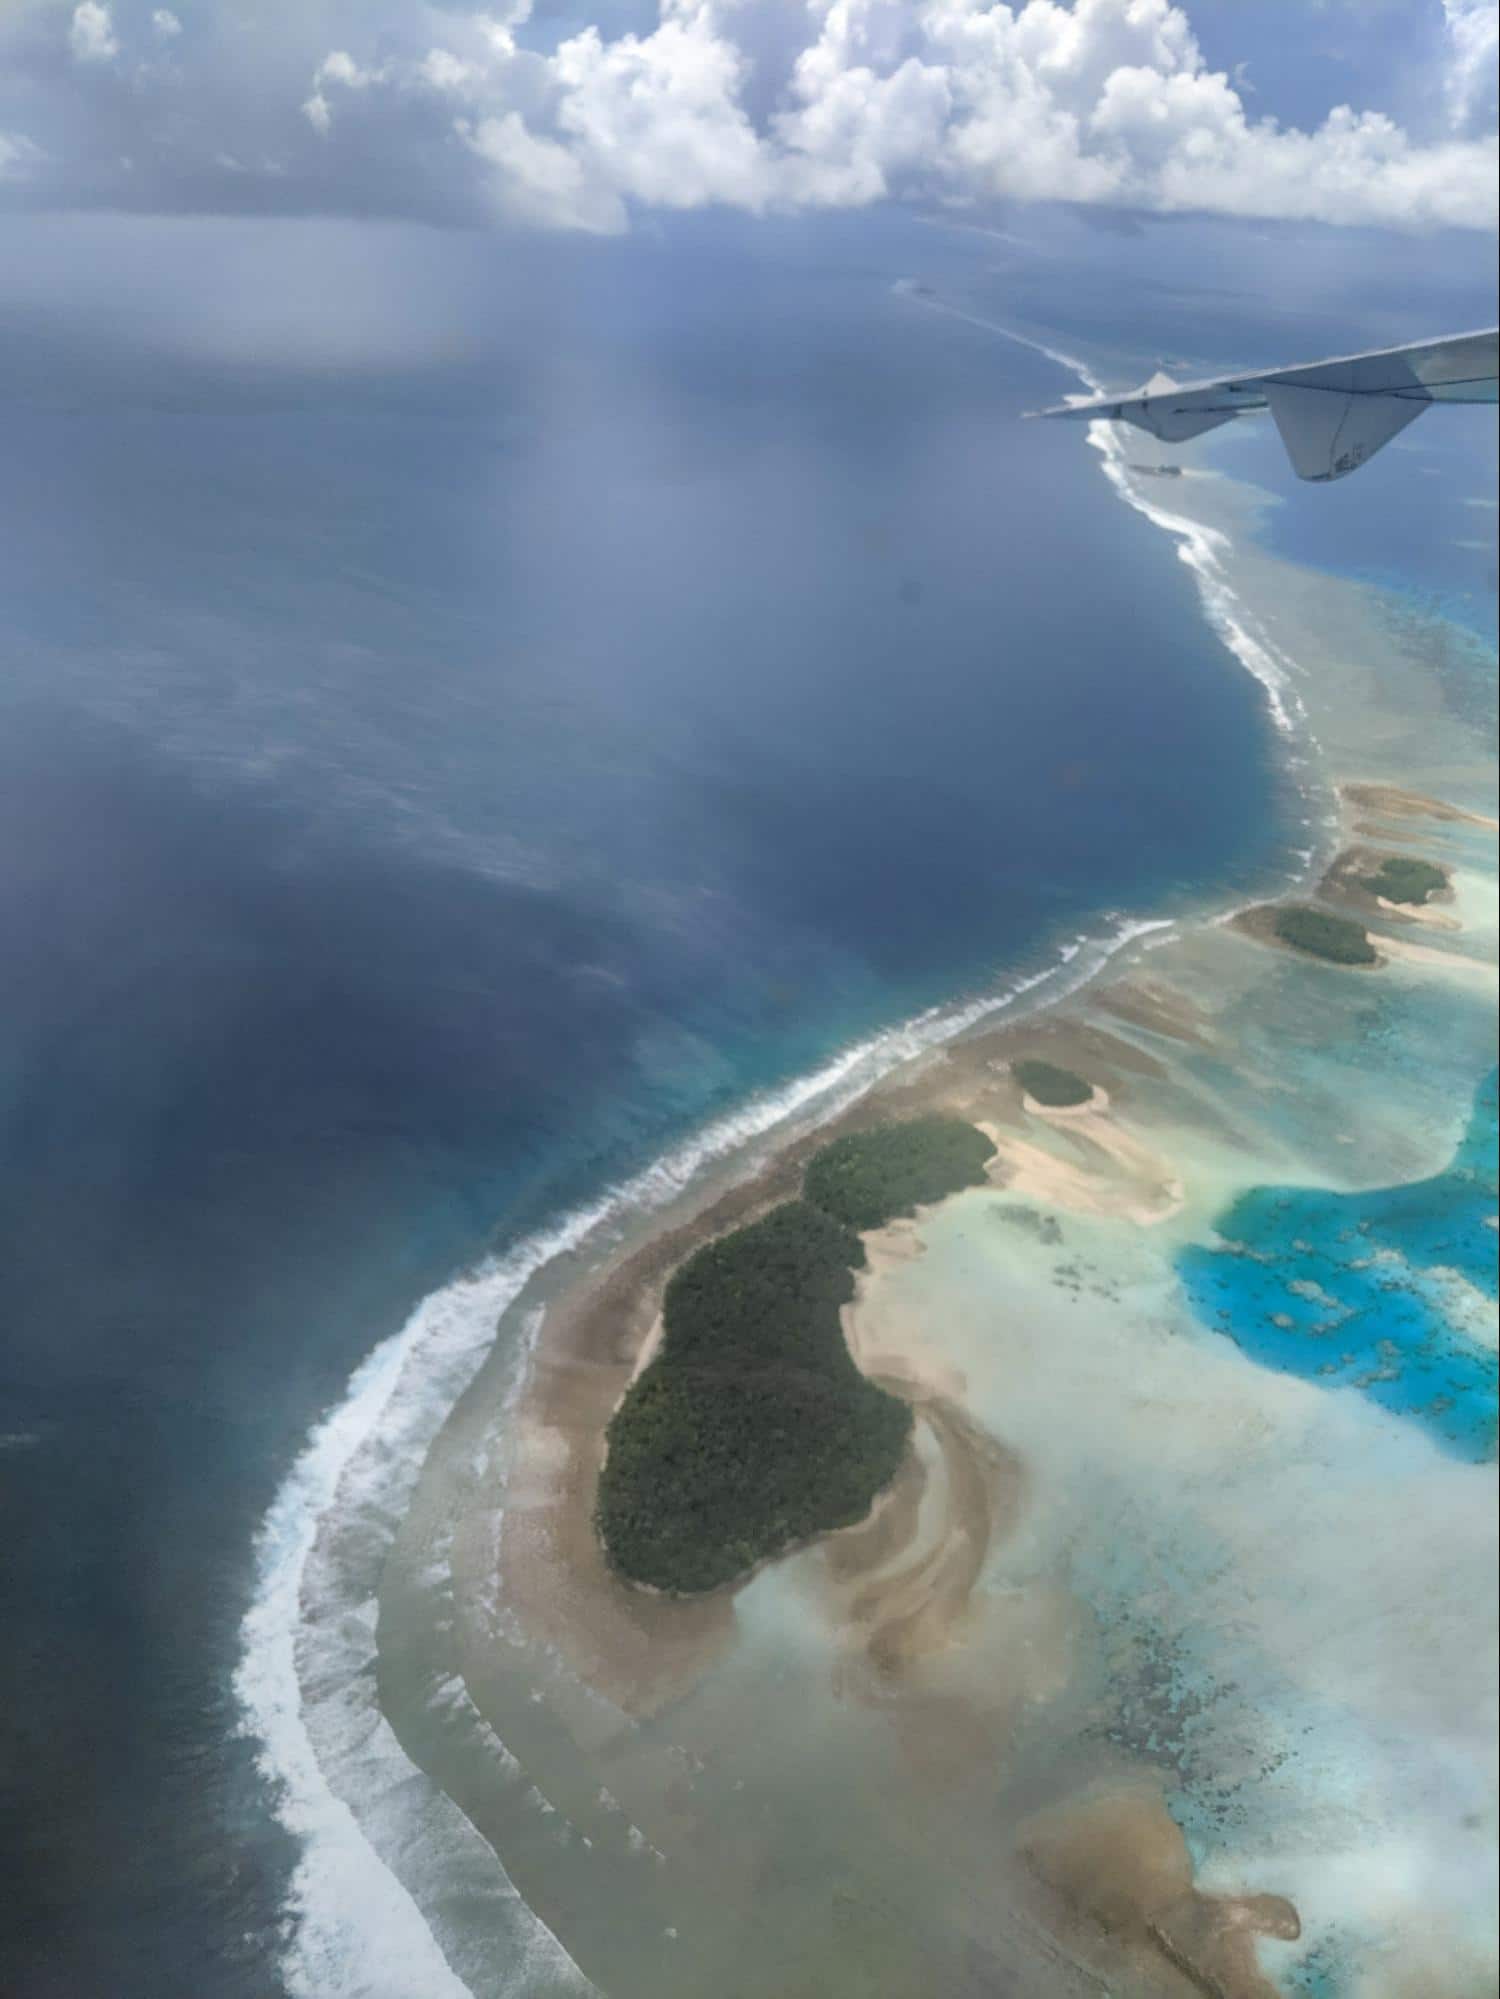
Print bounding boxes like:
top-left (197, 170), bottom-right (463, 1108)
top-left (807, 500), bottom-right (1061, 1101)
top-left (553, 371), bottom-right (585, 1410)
top-left (462, 110), bottom-right (628, 230)
top-left (413, 7), bottom-right (537, 100)
top-left (303, 48), bottom-right (390, 131)
top-left (1, 131), bottom-right (45, 177)
top-left (312, 0), bottom-right (1496, 232)
top-left (421, 48), bottom-right (485, 95)
top-left (69, 1), bottom-right (119, 63)
top-left (760, 0), bottom-right (1499, 227)
top-left (317, 50), bottom-right (379, 90)
top-left (6, 0), bottom-right (1496, 234)
top-left (1443, 0), bottom-right (1498, 130)
top-left (551, 9), bottom-right (768, 211)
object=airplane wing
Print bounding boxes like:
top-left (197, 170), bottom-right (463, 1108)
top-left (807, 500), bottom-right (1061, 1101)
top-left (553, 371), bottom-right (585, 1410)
top-left (1034, 327), bottom-right (1498, 482)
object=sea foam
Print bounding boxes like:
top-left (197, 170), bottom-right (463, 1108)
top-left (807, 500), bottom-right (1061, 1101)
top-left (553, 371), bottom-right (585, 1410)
top-left (236, 909), bottom-right (1176, 1998)
top-left (237, 271), bottom-right (1320, 1999)
top-left (893, 284), bottom-right (1312, 740)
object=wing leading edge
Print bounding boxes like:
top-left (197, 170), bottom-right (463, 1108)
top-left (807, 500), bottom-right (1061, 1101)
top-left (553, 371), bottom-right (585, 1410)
top-left (1034, 327), bottom-right (1498, 482)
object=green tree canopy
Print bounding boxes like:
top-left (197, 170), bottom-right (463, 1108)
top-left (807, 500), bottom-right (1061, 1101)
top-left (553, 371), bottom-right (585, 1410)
top-left (1273, 905), bottom-right (1378, 965)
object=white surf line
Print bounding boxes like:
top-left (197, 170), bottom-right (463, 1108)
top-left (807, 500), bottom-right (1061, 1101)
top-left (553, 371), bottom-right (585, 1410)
top-left (892, 281), bottom-right (1312, 741)
top-left (243, 276), bottom-right (1340, 1996)
top-left (236, 1246), bottom-right (603, 1999)
top-left (246, 268), bottom-right (1344, 1999)
top-left (237, 909), bottom-right (1178, 1999)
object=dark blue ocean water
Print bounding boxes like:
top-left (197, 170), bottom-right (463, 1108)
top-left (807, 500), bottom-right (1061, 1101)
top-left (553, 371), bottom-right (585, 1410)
top-left (1179, 1069), bottom-right (1499, 1462)
top-left (971, 207), bottom-right (1498, 653)
top-left (0, 205), bottom-right (1490, 1996)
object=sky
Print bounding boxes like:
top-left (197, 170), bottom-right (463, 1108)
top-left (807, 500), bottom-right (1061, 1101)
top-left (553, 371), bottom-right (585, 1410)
top-left (0, 0), bottom-right (1496, 238)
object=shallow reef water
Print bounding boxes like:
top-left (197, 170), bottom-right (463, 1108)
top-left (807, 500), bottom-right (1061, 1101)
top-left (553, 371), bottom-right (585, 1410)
top-left (1178, 1068), bottom-right (1499, 1463)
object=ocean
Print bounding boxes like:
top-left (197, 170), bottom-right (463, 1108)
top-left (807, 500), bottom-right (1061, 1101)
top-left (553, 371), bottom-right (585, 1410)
top-left (0, 204), bottom-right (1493, 1997)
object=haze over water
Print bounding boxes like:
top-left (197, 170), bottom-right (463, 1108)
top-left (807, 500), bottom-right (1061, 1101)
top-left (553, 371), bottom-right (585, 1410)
top-left (1, 202), bottom-right (1495, 1998)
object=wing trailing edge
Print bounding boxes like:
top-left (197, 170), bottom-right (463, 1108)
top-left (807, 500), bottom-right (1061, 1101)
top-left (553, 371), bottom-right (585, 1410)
top-left (1034, 326), bottom-right (1498, 482)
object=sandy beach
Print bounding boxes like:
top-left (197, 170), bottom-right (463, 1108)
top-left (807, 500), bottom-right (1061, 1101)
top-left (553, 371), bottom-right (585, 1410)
top-left (478, 781), bottom-right (1489, 1695)
top-left (366, 748), bottom-right (1498, 1998)
top-left (349, 412), bottom-right (1499, 1999)
top-left (476, 1000), bottom-right (1175, 1715)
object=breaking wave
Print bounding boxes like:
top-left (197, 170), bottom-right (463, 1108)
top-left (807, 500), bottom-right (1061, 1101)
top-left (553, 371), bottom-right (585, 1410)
top-left (893, 281), bottom-right (1313, 740)
top-left (234, 907), bottom-right (1178, 1999)
top-left (237, 277), bottom-right (1328, 1999)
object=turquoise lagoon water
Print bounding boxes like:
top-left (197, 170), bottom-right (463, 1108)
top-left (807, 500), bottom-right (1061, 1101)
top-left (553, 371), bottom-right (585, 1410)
top-left (1179, 1069), bottom-right (1498, 1463)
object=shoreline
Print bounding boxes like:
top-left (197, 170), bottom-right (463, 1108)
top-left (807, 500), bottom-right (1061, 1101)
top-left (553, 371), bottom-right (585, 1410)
top-left (486, 777), bottom-right (1490, 1692)
top-left (243, 333), bottom-right (1499, 1999)
top-left (488, 1004), bottom-right (1158, 1700)
top-left (449, 766), bottom-right (1494, 1997)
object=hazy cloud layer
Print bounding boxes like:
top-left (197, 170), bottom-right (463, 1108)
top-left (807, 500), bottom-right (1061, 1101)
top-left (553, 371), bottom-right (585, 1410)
top-left (1443, 0), bottom-right (1499, 129)
top-left (1, 0), bottom-right (1496, 232)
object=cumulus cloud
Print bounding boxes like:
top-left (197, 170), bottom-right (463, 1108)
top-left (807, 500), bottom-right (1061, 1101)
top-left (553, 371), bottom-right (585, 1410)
top-left (463, 109), bottom-right (629, 230)
top-left (304, 49), bottom-right (391, 135)
top-left (68, 1), bottom-right (118, 63)
top-left (306, 0), bottom-right (1500, 232)
top-left (551, 8), bottom-right (768, 212)
top-left (4, 0), bottom-right (1497, 233)
top-left (151, 9), bottom-right (182, 38)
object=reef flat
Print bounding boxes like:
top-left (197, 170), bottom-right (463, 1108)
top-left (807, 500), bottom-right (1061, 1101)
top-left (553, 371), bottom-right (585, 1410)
top-left (371, 467), bottom-right (1498, 1998)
